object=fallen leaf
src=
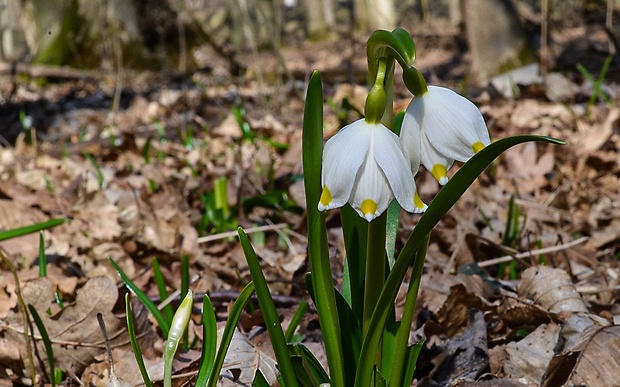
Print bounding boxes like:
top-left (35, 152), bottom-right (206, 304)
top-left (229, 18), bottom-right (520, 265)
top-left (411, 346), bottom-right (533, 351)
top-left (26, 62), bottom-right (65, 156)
top-left (3, 276), bottom-right (124, 376)
top-left (543, 325), bottom-right (620, 386)
top-left (518, 266), bottom-right (587, 314)
top-left (503, 323), bottom-right (561, 383)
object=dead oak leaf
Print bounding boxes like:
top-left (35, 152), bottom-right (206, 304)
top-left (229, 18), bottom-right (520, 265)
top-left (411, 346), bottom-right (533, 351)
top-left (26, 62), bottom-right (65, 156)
top-left (502, 142), bottom-right (555, 192)
top-left (3, 276), bottom-right (123, 376)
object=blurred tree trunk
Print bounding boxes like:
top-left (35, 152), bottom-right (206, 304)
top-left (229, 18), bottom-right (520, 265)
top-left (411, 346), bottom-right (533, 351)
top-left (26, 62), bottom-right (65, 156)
top-left (464, 0), bottom-right (536, 81)
top-left (256, 0), bottom-right (281, 48)
top-left (448, 0), bottom-right (462, 26)
top-left (227, 1), bottom-right (244, 49)
top-left (305, 0), bottom-right (335, 39)
top-left (0, 0), bottom-right (29, 61)
top-left (354, 0), bottom-right (395, 31)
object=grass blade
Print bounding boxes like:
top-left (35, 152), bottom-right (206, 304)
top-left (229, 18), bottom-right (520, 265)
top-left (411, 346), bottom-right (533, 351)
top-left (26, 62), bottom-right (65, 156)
top-left (38, 231), bottom-right (47, 277)
top-left (152, 258), bottom-right (174, 323)
top-left (109, 258), bottom-right (170, 337)
top-left (302, 70), bottom-right (345, 387)
top-left (285, 300), bottom-right (308, 343)
top-left (388, 233), bottom-right (429, 387)
top-left (0, 218), bottom-right (65, 242)
top-left (27, 304), bottom-right (55, 387)
top-left (195, 294), bottom-right (217, 387)
top-left (253, 369), bottom-right (270, 387)
top-left (238, 228), bottom-right (299, 387)
top-left (126, 294), bottom-right (153, 387)
top-left (207, 281), bottom-right (255, 387)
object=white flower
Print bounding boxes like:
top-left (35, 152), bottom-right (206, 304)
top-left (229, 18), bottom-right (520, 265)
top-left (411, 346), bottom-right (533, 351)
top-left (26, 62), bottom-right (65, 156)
top-left (318, 119), bottom-right (426, 221)
top-left (401, 86), bottom-right (491, 185)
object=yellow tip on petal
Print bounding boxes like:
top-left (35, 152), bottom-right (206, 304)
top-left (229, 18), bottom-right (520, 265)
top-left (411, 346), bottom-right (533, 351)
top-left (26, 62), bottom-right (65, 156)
top-left (472, 141), bottom-right (486, 154)
top-left (318, 186), bottom-right (333, 211)
top-left (413, 191), bottom-right (427, 212)
top-left (360, 199), bottom-right (378, 220)
top-left (431, 164), bottom-right (449, 185)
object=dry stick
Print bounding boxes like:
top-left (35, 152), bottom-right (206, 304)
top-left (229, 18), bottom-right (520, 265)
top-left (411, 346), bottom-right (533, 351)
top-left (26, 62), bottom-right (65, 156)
top-left (197, 223), bottom-right (288, 244)
top-left (98, 313), bottom-right (132, 387)
top-left (577, 284), bottom-right (620, 295)
top-left (477, 236), bottom-right (590, 268)
top-left (97, 313), bottom-right (115, 376)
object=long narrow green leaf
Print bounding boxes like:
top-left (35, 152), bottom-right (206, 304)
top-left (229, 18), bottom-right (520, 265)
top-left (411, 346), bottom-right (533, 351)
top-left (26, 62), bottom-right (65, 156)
top-left (403, 339), bottom-right (425, 387)
top-left (389, 233), bottom-right (429, 387)
top-left (306, 273), bottom-right (361, 384)
top-left (207, 282), bottom-right (255, 387)
top-left (0, 218), bottom-right (65, 242)
top-left (27, 304), bottom-right (55, 387)
top-left (285, 300), bottom-right (308, 343)
top-left (152, 258), bottom-right (174, 323)
top-left (195, 294), bottom-right (217, 387)
top-left (355, 135), bottom-right (566, 387)
top-left (238, 228), bottom-right (299, 387)
top-left (38, 231), bottom-right (47, 277)
top-left (289, 343), bottom-right (330, 386)
top-left (253, 369), bottom-right (270, 387)
top-left (302, 70), bottom-right (345, 387)
top-left (126, 294), bottom-right (153, 387)
top-left (109, 258), bottom-right (170, 337)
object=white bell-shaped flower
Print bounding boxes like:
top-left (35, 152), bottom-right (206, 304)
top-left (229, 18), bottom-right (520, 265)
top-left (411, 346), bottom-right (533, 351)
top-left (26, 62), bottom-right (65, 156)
top-left (318, 119), bottom-right (426, 221)
top-left (401, 86), bottom-right (491, 185)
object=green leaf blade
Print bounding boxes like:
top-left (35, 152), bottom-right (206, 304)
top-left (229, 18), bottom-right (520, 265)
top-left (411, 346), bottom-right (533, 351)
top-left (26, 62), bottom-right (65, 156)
top-left (109, 258), bottom-right (170, 337)
top-left (207, 282), bottom-right (255, 387)
top-left (302, 70), bottom-right (346, 387)
top-left (195, 294), bottom-right (217, 387)
top-left (355, 135), bottom-right (565, 387)
top-left (238, 228), bottom-right (299, 387)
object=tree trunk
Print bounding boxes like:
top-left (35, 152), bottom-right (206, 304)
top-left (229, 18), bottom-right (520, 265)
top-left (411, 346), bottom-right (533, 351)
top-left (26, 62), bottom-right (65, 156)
top-left (304, 0), bottom-right (335, 40)
top-left (464, 0), bottom-right (535, 81)
top-left (354, 0), bottom-right (395, 32)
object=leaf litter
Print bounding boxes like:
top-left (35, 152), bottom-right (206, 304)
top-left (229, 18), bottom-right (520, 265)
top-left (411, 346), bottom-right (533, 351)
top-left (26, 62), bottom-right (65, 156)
top-left (1, 18), bottom-right (620, 387)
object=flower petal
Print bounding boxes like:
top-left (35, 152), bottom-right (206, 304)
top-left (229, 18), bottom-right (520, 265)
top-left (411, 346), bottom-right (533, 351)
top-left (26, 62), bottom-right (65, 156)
top-left (419, 133), bottom-right (454, 185)
top-left (400, 107), bottom-right (422, 176)
top-left (372, 126), bottom-right (419, 213)
top-left (349, 156), bottom-right (393, 222)
top-left (319, 119), bottom-right (372, 211)
top-left (411, 86), bottom-right (491, 163)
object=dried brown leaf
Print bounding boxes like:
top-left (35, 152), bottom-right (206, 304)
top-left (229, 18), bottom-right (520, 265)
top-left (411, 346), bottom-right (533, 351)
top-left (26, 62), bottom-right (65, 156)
top-left (543, 325), bottom-right (620, 387)
top-left (3, 276), bottom-right (124, 376)
top-left (503, 323), bottom-right (561, 383)
top-left (502, 142), bottom-right (555, 192)
top-left (518, 266), bottom-right (587, 314)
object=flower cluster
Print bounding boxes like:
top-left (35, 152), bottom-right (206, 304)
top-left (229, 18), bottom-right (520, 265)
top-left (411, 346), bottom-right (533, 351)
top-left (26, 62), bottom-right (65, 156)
top-left (318, 86), bottom-right (491, 222)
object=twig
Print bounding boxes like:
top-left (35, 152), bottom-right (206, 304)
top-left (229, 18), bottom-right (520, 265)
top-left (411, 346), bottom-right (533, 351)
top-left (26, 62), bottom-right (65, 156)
top-left (577, 284), bottom-right (620, 295)
top-left (478, 236), bottom-right (590, 267)
top-left (197, 223), bottom-right (288, 244)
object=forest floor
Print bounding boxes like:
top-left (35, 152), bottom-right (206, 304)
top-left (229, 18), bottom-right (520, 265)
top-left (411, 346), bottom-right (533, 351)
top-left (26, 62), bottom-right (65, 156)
top-left (1, 16), bottom-right (620, 387)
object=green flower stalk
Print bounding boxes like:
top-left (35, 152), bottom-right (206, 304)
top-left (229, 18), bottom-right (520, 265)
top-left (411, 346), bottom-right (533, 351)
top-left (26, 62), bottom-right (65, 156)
top-left (164, 290), bottom-right (193, 387)
top-left (318, 57), bottom-right (426, 221)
